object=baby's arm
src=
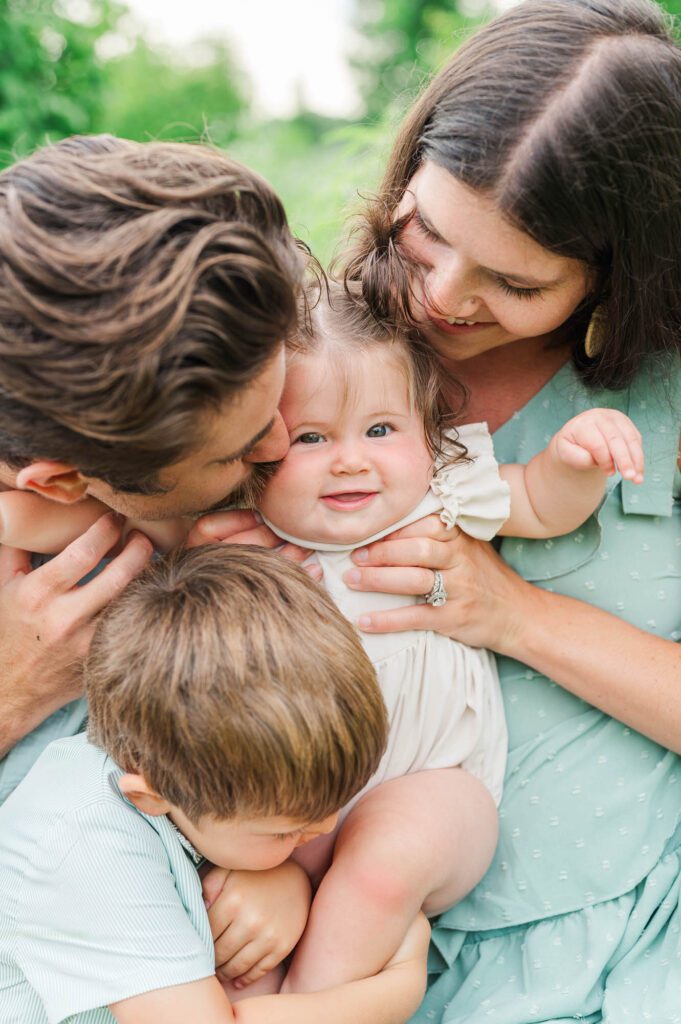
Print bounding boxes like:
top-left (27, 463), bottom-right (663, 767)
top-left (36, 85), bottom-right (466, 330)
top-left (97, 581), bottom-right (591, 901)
top-left (498, 408), bottom-right (643, 538)
top-left (283, 768), bottom-right (497, 994)
top-left (109, 914), bottom-right (429, 1024)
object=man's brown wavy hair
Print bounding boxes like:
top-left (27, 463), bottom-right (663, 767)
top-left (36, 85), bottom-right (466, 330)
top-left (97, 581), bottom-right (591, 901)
top-left (0, 135), bottom-right (304, 493)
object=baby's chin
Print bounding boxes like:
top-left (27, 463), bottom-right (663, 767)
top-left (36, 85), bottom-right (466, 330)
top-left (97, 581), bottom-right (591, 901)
top-left (265, 510), bottom-right (399, 548)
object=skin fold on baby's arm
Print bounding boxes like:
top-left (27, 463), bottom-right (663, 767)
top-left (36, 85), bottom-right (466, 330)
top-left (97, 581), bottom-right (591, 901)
top-left (499, 408), bottom-right (643, 538)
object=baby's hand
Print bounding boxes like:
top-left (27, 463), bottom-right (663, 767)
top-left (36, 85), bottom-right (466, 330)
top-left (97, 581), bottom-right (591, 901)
top-left (551, 409), bottom-right (644, 483)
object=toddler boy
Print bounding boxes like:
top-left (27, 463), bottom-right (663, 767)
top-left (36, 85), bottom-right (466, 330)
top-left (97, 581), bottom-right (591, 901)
top-left (0, 544), bottom-right (428, 1024)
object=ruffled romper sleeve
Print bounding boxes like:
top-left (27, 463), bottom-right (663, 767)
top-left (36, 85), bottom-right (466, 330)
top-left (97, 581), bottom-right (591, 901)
top-left (430, 422), bottom-right (511, 540)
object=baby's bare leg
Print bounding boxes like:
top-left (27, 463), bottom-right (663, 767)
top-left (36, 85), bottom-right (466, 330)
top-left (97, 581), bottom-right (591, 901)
top-left (283, 767), bottom-right (497, 993)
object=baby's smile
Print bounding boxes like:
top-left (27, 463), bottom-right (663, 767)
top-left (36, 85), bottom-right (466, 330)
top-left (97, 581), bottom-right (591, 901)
top-left (320, 490), bottom-right (379, 511)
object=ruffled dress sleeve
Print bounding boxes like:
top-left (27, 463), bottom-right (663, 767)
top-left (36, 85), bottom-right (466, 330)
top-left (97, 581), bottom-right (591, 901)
top-left (430, 422), bottom-right (510, 540)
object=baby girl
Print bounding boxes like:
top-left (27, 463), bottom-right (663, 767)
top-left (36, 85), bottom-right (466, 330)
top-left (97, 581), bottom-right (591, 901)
top-left (256, 281), bottom-right (644, 994)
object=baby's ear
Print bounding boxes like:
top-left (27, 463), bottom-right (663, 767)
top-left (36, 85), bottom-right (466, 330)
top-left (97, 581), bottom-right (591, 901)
top-left (15, 461), bottom-right (88, 503)
top-left (117, 774), bottom-right (172, 817)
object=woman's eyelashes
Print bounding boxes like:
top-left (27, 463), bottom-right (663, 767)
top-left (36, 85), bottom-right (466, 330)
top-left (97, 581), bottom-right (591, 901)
top-left (412, 208), bottom-right (441, 243)
top-left (495, 278), bottom-right (543, 300)
top-left (411, 209), bottom-right (543, 301)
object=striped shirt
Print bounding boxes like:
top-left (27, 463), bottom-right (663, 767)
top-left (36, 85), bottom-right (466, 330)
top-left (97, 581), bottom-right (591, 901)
top-left (0, 733), bottom-right (214, 1022)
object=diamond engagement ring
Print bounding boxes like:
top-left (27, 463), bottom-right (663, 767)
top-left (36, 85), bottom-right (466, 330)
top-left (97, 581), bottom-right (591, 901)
top-left (425, 569), bottom-right (448, 606)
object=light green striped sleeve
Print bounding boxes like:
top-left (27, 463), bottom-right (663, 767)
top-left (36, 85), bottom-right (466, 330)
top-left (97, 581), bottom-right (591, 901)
top-left (15, 799), bottom-right (214, 1022)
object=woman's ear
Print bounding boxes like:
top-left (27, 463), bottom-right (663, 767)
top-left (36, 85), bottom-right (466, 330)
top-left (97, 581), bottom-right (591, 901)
top-left (117, 774), bottom-right (172, 817)
top-left (15, 461), bottom-right (88, 504)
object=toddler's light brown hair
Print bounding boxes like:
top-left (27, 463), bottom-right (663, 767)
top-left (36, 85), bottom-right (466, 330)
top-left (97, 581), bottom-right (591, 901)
top-left (86, 544), bottom-right (387, 824)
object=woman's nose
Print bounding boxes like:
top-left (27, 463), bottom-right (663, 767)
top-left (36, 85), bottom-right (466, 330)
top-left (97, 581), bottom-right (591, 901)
top-left (425, 258), bottom-right (480, 320)
top-left (245, 411), bottom-right (289, 464)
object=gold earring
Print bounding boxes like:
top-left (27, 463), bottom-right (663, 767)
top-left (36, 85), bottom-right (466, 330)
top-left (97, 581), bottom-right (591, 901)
top-left (584, 305), bottom-right (607, 359)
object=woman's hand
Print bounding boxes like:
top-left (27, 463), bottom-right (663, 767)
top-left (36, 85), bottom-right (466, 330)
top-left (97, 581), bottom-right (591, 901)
top-left (343, 515), bottom-right (536, 655)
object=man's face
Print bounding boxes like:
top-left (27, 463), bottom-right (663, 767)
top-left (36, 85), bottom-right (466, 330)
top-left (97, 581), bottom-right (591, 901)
top-left (87, 350), bottom-right (289, 520)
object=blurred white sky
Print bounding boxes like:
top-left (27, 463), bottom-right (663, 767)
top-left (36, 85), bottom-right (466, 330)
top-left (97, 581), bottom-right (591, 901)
top-left (118, 0), bottom-right (519, 119)
top-left (122, 0), bottom-right (362, 118)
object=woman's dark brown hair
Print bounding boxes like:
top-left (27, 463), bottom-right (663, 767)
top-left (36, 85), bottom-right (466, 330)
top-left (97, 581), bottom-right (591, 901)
top-left (347, 0), bottom-right (681, 389)
top-left (0, 135), bottom-right (304, 492)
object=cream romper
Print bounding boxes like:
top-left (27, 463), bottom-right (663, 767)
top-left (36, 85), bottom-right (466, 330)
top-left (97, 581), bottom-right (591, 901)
top-left (265, 422), bottom-right (511, 808)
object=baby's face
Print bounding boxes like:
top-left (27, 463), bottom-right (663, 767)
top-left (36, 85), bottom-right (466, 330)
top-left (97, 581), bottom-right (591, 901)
top-left (259, 348), bottom-right (434, 545)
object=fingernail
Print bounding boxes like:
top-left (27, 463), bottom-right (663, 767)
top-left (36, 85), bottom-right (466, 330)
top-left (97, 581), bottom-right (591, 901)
top-left (354, 548), bottom-right (369, 562)
top-left (346, 569), bottom-right (361, 585)
top-left (358, 615), bottom-right (372, 629)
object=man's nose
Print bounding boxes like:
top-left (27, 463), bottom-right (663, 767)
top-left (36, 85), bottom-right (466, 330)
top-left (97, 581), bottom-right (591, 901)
top-left (245, 411), bottom-right (289, 464)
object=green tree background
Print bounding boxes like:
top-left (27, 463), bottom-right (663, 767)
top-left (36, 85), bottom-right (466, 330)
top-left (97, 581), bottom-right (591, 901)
top-left (0, 0), bottom-right (678, 264)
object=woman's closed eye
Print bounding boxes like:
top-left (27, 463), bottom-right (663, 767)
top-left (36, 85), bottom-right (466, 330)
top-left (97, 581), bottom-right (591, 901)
top-left (494, 277), bottom-right (543, 301)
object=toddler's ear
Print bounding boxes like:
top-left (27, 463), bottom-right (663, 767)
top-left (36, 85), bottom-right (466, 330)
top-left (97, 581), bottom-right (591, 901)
top-left (15, 460), bottom-right (88, 503)
top-left (117, 774), bottom-right (172, 817)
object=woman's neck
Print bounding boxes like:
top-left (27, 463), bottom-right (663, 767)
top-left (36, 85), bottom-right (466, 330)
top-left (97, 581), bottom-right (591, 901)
top-left (441, 336), bottom-right (571, 434)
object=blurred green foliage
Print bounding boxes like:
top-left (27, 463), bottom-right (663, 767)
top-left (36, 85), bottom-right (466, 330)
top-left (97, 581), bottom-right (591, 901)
top-left (352, 0), bottom-right (491, 118)
top-left (0, 0), bottom-right (679, 263)
top-left (0, 0), bottom-right (122, 163)
top-left (102, 37), bottom-right (247, 146)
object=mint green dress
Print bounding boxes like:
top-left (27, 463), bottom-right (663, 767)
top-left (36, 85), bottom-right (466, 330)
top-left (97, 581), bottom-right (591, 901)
top-left (412, 355), bottom-right (681, 1024)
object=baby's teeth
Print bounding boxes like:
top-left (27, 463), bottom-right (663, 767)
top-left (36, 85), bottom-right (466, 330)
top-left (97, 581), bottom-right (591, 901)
top-left (445, 317), bottom-right (476, 325)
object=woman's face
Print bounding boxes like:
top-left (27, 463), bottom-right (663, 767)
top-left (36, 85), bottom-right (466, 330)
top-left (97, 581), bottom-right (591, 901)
top-left (396, 161), bottom-right (592, 363)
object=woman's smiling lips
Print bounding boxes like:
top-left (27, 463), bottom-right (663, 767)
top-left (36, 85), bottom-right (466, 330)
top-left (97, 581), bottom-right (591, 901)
top-left (321, 491), bottom-right (378, 511)
top-left (429, 315), bottom-right (493, 336)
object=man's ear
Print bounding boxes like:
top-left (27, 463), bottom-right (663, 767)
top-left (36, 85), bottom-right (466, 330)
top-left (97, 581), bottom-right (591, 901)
top-left (117, 774), bottom-right (172, 817)
top-left (15, 461), bottom-right (89, 504)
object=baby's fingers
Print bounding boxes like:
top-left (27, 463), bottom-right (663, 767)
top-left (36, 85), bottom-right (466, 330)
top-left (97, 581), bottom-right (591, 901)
top-left (607, 432), bottom-right (644, 483)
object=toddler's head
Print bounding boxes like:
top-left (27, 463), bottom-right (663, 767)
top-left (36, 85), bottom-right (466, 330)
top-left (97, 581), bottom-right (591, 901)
top-left (259, 281), bottom-right (454, 546)
top-left (86, 543), bottom-right (387, 870)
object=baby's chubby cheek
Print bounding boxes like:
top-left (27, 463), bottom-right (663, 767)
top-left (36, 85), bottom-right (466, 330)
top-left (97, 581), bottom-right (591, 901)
top-left (258, 464), bottom-right (303, 534)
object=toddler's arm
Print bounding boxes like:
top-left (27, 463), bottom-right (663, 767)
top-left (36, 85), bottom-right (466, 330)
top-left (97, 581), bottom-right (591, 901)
top-left (109, 913), bottom-right (429, 1024)
top-left (498, 408), bottom-right (643, 538)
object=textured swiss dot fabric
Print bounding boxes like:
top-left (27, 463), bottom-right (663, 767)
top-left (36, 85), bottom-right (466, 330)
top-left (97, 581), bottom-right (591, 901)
top-left (411, 356), bottom-right (681, 1024)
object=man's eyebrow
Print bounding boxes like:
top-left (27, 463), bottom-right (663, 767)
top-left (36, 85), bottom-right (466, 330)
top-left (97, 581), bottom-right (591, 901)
top-left (413, 203), bottom-right (562, 289)
top-left (213, 418), bottom-right (275, 464)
